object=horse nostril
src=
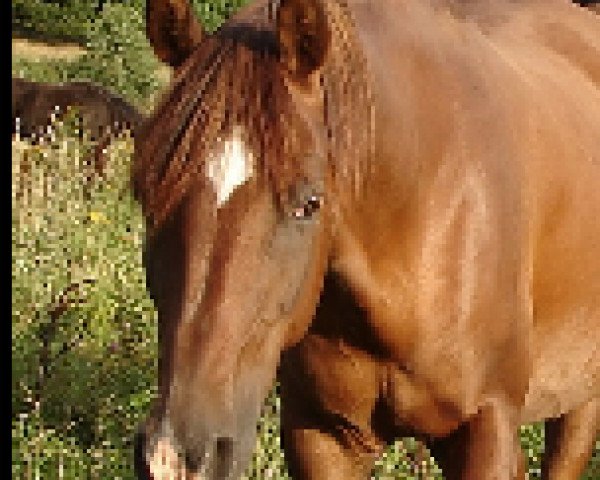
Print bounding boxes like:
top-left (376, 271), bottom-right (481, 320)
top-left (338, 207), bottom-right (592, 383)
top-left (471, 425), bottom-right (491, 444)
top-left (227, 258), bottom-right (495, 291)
top-left (216, 436), bottom-right (234, 457)
top-left (181, 437), bottom-right (234, 478)
top-left (214, 437), bottom-right (235, 479)
top-left (184, 449), bottom-right (202, 473)
top-left (133, 429), bottom-right (152, 480)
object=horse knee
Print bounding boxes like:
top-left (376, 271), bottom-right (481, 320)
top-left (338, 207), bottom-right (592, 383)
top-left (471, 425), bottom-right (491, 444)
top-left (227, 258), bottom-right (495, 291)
top-left (430, 398), bottom-right (526, 480)
top-left (282, 419), bottom-right (382, 480)
top-left (542, 398), bottom-right (600, 480)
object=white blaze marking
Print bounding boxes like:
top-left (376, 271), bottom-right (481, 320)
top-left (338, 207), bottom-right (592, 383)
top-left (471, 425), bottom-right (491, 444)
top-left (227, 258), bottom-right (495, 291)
top-left (206, 126), bottom-right (254, 207)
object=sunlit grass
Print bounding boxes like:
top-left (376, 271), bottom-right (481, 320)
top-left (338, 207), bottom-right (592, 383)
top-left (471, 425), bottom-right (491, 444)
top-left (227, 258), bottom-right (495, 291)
top-left (12, 121), bottom-right (156, 480)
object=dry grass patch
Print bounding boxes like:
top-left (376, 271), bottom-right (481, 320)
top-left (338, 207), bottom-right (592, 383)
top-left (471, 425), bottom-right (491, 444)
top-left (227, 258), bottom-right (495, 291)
top-left (13, 38), bottom-right (87, 61)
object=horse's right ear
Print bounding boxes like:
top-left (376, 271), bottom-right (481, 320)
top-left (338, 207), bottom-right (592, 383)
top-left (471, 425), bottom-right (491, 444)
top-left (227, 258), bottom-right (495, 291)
top-left (146, 0), bottom-right (203, 68)
top-left (277, 0), bottom-right (330, 86)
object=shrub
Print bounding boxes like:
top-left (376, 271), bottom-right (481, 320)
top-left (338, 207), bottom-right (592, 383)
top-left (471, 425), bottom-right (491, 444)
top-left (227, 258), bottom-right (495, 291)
top-left (70, 3), bottom-right (163, 109)
top-left (12, 0), bottom-right (95, 45)
top-left (192, 0), bottom-right (249, 31)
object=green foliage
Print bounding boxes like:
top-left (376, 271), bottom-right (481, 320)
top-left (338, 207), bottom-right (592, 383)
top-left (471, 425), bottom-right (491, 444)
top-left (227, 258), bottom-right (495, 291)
top-left (519, 422), bottom-right (545, 479)
top-left (243, 386), bottom-right (291, 480)
top-left (74, 3), bottom-right (163, 109)
top-left (13, 3), bottom-right (163, 111)
top-left (12, 0), bottom-right (96, 44)
top-left (12, 57), bottom-right (70, 86)
top-left (191, 0), bottom-right (250, 32)
top-left (373, 438), bottom-right (442, 479)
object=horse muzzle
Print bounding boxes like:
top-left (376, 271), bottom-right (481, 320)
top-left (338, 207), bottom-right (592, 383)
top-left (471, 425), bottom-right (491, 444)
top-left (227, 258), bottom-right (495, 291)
top-left (135, 412), bottom-right (257, 480)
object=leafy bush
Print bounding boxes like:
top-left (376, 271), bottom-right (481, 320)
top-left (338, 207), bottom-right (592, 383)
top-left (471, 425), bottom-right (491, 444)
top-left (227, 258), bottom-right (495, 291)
top-left (72, 3), bottom-right (163, 109)
top-left (13, 3), bottom-right (163, 111)
top-left (12, 57), bottom-right (71, 86)
top-left (191, 0), bottom-right (249, 31)
top-left (12, 0), bottom-right (97, 44)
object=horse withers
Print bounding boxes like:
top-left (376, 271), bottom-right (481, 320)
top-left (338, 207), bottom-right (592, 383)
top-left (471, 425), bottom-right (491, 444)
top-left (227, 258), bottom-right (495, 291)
top-left (133, 0), bottom-right (600, 478)
top-left (577, 0), bottom-right (600, 14)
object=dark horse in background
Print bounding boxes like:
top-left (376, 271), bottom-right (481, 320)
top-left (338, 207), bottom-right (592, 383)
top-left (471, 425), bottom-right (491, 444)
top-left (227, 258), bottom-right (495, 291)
top-left (12, 77), bottom-right (143, 176)
top-left (132, 0), bottom-right (600, 478)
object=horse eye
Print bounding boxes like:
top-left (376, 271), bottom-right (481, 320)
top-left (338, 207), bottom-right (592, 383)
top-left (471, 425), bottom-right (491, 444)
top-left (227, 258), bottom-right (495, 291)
top-left (292, 194), bottom-right (322, 219)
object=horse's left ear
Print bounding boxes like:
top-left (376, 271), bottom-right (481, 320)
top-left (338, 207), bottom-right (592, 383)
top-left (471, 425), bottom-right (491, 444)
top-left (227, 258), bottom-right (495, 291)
top-left (146, 0), bottom-right (203, 68)
top-left (277, 0), bottom-right (331, 85)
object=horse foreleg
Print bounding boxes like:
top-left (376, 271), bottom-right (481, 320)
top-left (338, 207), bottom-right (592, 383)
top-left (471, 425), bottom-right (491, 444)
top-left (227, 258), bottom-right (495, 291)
top-left (429, 397), bottom-right (526, 480)
top-left (280, 416), bottom-right (381, 480)
top-left (279, 335), bottom-right (384, 480)
top-left (542, 398), bottom-right (600, 480)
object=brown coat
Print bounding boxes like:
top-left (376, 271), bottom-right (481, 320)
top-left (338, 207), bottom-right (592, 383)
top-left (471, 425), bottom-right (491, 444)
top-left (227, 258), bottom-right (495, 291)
top-left (134, 1), bottom-right (600, 479)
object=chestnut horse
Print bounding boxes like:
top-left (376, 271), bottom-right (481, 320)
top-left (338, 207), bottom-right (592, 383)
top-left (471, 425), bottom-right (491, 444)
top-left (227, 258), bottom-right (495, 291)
top-left (133, 0), bottom-right (600, 478)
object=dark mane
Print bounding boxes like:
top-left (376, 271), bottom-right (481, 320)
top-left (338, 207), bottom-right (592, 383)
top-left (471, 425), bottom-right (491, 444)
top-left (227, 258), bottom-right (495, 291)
top-left (133, 0), bottom-right (374, 230)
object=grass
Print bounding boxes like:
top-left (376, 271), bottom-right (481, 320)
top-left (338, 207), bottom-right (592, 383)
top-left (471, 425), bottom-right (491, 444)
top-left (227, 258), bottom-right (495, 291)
top-left (12, 120), bottom-right (156, 479)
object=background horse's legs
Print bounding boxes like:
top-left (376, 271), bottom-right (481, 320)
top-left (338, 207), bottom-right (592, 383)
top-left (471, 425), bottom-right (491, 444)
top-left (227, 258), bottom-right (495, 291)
top-left (429, 398), bottom-right (526, 480)
top-left (541, 398), bottom-right (599, 480)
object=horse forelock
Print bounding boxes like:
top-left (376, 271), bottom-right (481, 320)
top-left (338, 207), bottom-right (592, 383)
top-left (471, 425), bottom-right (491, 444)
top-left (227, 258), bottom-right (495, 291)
top-left (132, 0), bottom-right (374, 232)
